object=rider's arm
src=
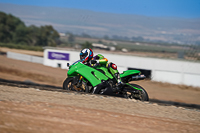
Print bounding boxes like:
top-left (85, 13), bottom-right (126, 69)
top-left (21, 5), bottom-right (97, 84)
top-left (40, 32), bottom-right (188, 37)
top-left (93, 54), bottom-right (108, 65)
top-left (97, 58), bottom-right (108, 65)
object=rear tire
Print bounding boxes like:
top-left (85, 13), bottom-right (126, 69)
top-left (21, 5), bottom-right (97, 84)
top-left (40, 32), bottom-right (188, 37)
top-left (123, 84), bottom-right (149, 101)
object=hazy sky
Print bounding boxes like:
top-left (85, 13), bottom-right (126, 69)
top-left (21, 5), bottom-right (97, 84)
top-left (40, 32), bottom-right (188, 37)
top-left (0, 0), bottom-right (200, 18)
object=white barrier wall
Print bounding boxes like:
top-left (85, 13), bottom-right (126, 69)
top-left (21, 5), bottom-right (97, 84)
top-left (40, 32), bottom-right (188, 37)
top-left (44, 49), bottom-right (200, 87)
top-left (43, 49), bottom-right (79, 69)
top-left (7, 52), bottom-right (43, 64)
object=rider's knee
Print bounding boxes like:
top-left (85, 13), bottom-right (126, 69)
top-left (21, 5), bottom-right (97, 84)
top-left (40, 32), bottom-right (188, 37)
top-left (106, 62), bottom-right (117, 70)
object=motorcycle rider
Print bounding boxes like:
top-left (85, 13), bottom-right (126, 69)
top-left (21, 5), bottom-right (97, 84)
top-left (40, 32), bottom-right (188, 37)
top-left (79, 48), bottom-right (122, 92)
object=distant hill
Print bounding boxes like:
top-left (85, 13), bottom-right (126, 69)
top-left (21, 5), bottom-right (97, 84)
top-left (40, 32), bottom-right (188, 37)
top-left (0, 3), bottom-right (200, 44)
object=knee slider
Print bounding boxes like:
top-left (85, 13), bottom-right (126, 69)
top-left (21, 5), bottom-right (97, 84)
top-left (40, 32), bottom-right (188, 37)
top-left (107, 62), bottom-right (117, 70)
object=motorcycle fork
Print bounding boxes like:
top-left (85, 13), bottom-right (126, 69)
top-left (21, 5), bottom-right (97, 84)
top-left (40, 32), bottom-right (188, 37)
top-left (76, 76), bottom-right (83, 87)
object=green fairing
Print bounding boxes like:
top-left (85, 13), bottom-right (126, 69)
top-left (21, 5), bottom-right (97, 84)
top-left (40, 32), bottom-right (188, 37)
top-left (120, 70), bottom-right (141, 78)
top-left (108, 67), bottom-right (119, 81)
top-left (94, 66), bottom-right (114, 79)
top-left (67, 61), bottom-right (142, 89)
top-left (110, 67), bottom-right (118, 74)
top-left (67, 62), bottom-right (108, 87)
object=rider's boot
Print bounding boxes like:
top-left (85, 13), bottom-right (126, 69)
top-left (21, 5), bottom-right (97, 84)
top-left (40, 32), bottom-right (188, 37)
top-left (113, 73), bottom-right (123, 93)
top-left (116, 82), bottom-right (123, 92)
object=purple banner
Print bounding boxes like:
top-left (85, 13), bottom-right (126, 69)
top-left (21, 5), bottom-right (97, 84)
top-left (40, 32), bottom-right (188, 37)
top-left (48, 52), bottom-right (69, 60)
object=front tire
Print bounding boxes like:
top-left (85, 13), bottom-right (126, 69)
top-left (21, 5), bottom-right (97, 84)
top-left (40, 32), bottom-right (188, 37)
top-left (63, 77), bottom-right (90, 92)
top-left (63, 77), bottom-right (74, 91)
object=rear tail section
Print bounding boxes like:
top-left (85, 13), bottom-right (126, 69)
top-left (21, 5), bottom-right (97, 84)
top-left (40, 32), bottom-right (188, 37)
top-left (120, 70), bottom-right (146, 83)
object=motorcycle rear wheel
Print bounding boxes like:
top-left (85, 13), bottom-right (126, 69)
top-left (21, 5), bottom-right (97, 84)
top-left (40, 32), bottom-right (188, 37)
top-left (123, 84), bottom-right (149, 101)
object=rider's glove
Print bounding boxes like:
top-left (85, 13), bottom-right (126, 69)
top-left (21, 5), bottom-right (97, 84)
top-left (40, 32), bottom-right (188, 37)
top-left (91, 60), bottom-right (97, 64)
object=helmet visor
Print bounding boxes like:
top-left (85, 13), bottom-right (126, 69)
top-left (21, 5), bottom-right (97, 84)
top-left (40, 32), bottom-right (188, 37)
top-left (80, 55), bottom-right (86, 60)
top-left (80, 52), bottom-right (87, 60)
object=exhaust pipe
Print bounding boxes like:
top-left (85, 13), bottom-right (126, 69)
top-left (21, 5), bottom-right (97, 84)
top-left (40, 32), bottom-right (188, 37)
top-left (132, 75), bottom-right (146, 81)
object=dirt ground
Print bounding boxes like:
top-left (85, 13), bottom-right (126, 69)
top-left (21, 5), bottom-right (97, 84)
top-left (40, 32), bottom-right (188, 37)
top-left (0, 47), bottom-right (200, 133)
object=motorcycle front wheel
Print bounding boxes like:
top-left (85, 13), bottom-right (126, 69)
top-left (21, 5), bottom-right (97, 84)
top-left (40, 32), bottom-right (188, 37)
top-left (63, 77), bottom-right (74, 91)
top-left (63, 77), bottom-right (89, 92)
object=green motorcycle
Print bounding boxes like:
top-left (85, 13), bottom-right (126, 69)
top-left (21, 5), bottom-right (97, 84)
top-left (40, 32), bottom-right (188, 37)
top-left (63, 60), bottom-right (149, 101)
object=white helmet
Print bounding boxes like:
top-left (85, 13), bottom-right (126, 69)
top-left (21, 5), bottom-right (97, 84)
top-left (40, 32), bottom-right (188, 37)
top-left (80, 48), bottom-right (93, 63)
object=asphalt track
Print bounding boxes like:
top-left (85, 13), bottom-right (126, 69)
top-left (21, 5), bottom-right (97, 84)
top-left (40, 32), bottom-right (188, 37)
top-left (0, 78), bottom-right (200, 110)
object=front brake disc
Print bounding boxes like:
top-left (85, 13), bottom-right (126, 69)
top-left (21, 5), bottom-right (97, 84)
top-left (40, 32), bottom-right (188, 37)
top-left (73, 85), bottom-right (82, 91)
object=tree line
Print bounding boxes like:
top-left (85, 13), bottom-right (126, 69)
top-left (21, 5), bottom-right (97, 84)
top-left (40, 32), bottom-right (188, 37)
top-left (0, 11), bottom-right (60, 47)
